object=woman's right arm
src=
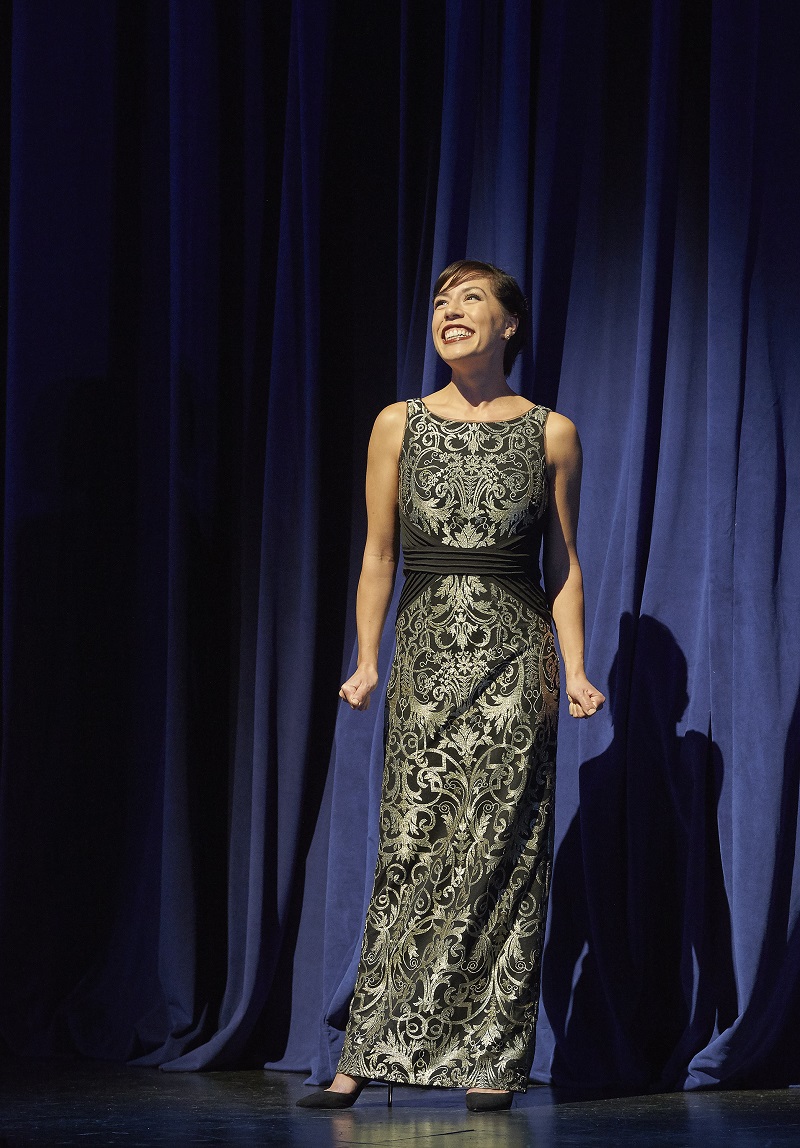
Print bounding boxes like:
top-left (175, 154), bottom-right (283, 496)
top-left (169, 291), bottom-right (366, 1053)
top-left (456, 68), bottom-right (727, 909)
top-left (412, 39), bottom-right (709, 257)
top-left (339, 401), bottom-right (407, 711)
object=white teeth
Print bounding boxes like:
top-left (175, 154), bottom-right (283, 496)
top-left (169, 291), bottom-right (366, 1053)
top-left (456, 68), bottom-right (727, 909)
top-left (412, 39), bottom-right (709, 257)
top-left (444, 327), bottom-right (473, 342)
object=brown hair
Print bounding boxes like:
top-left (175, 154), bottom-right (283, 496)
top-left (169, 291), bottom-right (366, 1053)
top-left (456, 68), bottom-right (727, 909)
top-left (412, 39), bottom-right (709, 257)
top-left (433, 259), bottom-right (529, 376)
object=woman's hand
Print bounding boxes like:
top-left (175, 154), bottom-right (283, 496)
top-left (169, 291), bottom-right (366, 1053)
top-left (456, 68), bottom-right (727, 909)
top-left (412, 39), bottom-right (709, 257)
top-left (339, 664), bottom-right (380, 711)
top-left (566, 673), bottom-right (605, 719)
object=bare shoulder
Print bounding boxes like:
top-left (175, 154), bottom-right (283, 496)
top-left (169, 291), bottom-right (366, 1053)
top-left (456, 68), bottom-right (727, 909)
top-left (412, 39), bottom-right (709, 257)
top-left (369, 400), bottom-right (408, 461)
top-left (372, 400), bottom-right (408, 432)
top-left (544, 410), bottom-right (581, 464)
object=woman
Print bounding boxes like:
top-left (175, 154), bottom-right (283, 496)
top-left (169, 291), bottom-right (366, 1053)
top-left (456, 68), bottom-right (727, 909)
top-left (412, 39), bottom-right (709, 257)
top-left (298, 260), bottom-right (604, 1111)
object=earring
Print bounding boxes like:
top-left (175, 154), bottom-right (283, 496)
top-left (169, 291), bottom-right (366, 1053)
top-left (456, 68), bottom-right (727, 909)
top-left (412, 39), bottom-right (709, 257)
top-left (504, 330), bottom-right (513, 340)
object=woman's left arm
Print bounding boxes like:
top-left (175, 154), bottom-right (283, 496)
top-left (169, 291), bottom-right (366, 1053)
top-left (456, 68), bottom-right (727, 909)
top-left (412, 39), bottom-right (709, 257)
top-left (542, 413), bottom-right (605, 719)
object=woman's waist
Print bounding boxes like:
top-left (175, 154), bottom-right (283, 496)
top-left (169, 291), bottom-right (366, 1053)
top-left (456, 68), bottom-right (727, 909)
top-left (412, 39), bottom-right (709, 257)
top-left (400, 524), bottom-right (540, 578)
top-left (401, 548), bottom-right (541, 579)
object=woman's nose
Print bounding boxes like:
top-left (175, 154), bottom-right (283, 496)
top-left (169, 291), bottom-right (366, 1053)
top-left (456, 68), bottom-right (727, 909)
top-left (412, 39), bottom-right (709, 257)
top-left (444, 301), bottom-right (463, 318)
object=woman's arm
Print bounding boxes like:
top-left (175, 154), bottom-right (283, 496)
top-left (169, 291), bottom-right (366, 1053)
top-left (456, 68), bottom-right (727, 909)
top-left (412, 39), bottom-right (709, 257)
top-left (339, 402), bottom-right (407, 711)
top-left (542, 412), bottom-right (605, 719)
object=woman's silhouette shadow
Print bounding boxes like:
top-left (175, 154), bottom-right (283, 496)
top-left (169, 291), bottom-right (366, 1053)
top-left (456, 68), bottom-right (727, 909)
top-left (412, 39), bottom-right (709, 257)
top-left (542, 613), bottom-right (737, 1090)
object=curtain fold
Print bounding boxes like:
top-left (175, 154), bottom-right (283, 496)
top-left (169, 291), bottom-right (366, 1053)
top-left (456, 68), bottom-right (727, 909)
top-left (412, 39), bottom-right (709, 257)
top-left (0, 0), bottom-right (798, 1091)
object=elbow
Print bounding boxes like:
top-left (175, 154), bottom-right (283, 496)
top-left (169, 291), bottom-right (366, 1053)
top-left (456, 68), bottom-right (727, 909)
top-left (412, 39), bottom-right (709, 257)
top-left (362, 549), bottom-right (398, 574)
top-left (543, 557), bottom-right (582, 604)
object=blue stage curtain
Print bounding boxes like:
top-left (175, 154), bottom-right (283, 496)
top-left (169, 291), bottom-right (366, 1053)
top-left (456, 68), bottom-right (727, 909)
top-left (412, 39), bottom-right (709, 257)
top-left (0, 0), bottom-right (798, 1092)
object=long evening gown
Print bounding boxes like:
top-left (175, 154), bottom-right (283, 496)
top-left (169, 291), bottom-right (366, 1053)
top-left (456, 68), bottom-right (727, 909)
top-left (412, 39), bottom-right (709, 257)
top-left (337, 397), bottom-right (559, 1093)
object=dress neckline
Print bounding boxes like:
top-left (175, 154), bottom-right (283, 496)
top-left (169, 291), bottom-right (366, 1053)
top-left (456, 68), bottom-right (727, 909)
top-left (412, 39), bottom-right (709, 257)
top-left (418, 398), bottom-right (537, 426)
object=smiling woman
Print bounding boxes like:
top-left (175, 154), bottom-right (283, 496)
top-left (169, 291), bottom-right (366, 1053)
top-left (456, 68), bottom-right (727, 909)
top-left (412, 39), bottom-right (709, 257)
top-left (297, 259), bottom-right (604, 1113)
top-left (432, 260), bottom-right (529, 379)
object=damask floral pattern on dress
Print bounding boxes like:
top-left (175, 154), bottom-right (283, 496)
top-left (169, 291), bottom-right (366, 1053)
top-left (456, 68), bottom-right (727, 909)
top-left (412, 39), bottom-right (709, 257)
top-left (338, 398), bottom-right (558, 1093)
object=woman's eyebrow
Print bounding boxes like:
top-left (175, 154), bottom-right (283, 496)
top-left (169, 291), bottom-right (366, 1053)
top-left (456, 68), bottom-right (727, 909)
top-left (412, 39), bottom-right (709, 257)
top-left (434, 283), bottom-right (485, 300)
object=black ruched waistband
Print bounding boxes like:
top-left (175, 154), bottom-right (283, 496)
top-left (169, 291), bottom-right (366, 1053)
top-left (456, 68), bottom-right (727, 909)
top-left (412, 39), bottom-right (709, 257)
top-left (398, 515), bottom-right (550, 621)
top-left (401, 514), bottom-right (540, 577)
top-left (402, 544), bottom-right (539, 579)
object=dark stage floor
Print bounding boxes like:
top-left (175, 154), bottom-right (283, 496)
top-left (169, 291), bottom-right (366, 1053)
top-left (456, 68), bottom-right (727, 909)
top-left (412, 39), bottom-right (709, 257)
top-left (0, 1059), bottom-right (798, 1147)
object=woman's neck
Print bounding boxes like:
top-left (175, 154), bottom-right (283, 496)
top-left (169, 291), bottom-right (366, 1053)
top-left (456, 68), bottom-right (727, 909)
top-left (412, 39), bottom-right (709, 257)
top-left (443, 366), bottom-right (515, 408)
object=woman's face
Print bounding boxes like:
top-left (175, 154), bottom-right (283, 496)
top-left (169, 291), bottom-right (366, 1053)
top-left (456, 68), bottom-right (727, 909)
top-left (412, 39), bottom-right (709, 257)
top-left (431, 276), bottom-right (516, 368)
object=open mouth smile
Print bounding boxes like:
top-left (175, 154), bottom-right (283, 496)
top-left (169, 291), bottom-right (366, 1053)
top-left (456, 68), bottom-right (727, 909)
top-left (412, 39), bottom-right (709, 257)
top-left (442, 326), bottom-right (475, 343)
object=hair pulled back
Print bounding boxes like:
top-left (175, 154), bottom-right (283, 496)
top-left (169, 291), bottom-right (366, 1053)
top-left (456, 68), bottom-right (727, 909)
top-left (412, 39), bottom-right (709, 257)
top-left (433, 259), bottom-right (529, 376)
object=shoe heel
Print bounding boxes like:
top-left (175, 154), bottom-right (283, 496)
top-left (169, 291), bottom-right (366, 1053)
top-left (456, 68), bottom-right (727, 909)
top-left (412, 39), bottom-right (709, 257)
top-left (387, 1082), bottom-right (393, 1107)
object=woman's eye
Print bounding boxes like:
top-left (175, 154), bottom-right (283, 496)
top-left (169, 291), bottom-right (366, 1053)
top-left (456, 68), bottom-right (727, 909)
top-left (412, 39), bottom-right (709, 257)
top-left (464, 293), bottom-right (480, 301)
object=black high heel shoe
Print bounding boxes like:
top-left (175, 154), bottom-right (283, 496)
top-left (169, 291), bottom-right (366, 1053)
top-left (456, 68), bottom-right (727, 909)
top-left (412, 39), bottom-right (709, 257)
top-left (296, 1080), bottom-right (394, 1109)
top-left (465, 1089), bottom-right (513, 1112)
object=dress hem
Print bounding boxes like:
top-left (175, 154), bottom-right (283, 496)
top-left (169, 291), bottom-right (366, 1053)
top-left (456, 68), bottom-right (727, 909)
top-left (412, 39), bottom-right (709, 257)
top-left (336, 1055), bottom-right (531, 1094)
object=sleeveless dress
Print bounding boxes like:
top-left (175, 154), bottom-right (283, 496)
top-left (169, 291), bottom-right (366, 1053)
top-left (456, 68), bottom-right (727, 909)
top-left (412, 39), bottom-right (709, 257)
top-left (337, 397), bottom-right (559, 1093)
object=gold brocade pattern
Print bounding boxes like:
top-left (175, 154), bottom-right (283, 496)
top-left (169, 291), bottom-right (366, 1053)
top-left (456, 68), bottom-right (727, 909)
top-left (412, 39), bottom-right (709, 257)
top-left (338, 398), bottom-right (559, 1093)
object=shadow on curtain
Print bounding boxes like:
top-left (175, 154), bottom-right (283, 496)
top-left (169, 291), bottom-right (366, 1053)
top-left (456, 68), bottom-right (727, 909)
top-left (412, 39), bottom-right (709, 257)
top-left (0, 0), bottom-right (798, 1093)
